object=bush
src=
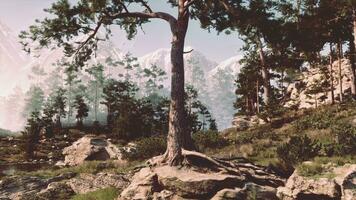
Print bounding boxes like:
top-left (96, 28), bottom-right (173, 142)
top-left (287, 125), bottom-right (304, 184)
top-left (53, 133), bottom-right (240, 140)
top-left (297, 162), bottom-right (324, 177)
top-left (121, 136), bottom-right (166, 161)
top-left (192, 131), bottom-right (229, 151)
top-left (277, 135), bottom-right (321, 165)
top-left (236, 124), bottom-right (278, 144)
top-left (331, 122), bottom-right (356, 155)
top-left (294, 109), bottom-right (335, 131)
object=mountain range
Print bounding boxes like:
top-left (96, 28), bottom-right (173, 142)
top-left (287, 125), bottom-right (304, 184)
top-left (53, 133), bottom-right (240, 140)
top-left (0, 20), bottom-right (243, 130)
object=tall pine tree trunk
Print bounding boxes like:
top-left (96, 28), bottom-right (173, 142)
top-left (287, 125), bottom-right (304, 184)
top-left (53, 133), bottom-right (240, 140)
top-left (350, 17), bottom-right (356, 98)
top-left (257, 37), bottom-right (271, 106)
top-left (337, 41), bottom-right (343, 102)
top-left (256, 80), bottom-right (260, 114)
top-left (329, 43), bottom-right (335, 104)
top-left (165, 0), bottom-right (192, 165)
top-left (94, 81), bottom-right (98, 122)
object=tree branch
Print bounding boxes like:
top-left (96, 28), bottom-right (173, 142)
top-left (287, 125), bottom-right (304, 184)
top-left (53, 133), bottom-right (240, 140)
top-left (75, 20), bottom-right (102, 55)
top-left (183, 49), bottom-right (194, 54)
top-left (137, 0), bottom-right (153, 13)
top-left (184, 0), bottom-right (197, 10)
top-left (118, 2), bottom-right (129, 13)
top-left (107, 11), bottom-right (177, 32)
top-left (219, 0), bottom-right (241, 17)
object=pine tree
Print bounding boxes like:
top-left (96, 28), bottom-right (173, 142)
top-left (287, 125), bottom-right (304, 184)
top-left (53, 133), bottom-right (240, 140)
top-left (20, 0), bottom-right (248, 165)
top-left (52, 88), bottom-right (67, 128)
top-left (21, 112), bottom-right (42, 159)
top-left (86, 64), bottom-right (105, 123)
top-left (23, 86), bottom-right (45, 119)
top-left (74, 95), bottom-right (89, 128)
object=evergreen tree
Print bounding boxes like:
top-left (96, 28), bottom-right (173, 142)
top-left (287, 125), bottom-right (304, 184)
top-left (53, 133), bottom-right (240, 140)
top-left (74, 95), bottom-right (89, 128)
top-left (21, 112), bottom-right (42, 159)
top-left (52, 88), bottom-right (67, 128)
top-left (23, 86), bottom-right (45, 119)
top-left (20, 0), bottom-right (240, 165)
top-left (101, 79), bottom-right (138, 131)
top-left (86, 64), bottom-right (105, 123)
top-left (42, 99), bottom-right (56, 137)
top-left (185, 85), bottom-right (217, 134)
top-left (141, 64), bottom-right (167, 97)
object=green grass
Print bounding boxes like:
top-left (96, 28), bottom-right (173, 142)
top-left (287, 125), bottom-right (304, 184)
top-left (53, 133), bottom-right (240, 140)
top-left (16, 160), bottom-right (143, 179)
top-left (71, 187), bottom-right (120, 200)
top-left (313, 156), bottom-right (356, 166)
top-left (205, 101), bottom-right (356, 178)
top-left (296, 156), bottom-right (356, 179)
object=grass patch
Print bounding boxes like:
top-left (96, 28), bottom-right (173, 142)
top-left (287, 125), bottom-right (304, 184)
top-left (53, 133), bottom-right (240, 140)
top-left (297, 162), bottom-right (336, 179)
top-left (16, 160), bottom-right (143, 179)
top-left (71, 187), bottom-right (120, 200)
top-left (313, 156), bottom-right (356, 166)
top-left (296, 156), bottom-right (356, 179)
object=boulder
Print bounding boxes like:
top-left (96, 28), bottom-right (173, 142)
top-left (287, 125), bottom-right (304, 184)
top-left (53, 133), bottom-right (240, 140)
top-left (333, 164), bottom-right (356, 200)
top-left (232, 115), bottom-right (266, 131)
top-left (211, 183), bottom-right (278, 200)
top-left (0, 176), bottom-right (46, 200)
top-left (0, 173), bottom-right (75, 200)
top-left (34, 182), bottom-right (75, 200)
top-left (67, 172), bottom-right (129, 194)
top-left (62, 135), bottom-right (123, 166)
top-left (277, 164), bottom-right (356, 200)
top-left (119, 150), bottom-right (285, 200)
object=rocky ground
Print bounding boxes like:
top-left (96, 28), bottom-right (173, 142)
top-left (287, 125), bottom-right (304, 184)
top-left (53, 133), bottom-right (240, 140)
top-left (1, 103), bottom-right (356, 200)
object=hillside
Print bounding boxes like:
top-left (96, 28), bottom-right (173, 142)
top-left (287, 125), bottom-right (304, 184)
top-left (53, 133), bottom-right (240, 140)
top-left (1, 102), bottom-right (354, 199)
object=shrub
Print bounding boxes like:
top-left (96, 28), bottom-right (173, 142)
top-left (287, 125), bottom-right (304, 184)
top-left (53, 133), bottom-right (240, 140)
top-left (294, 110), bottom-right (334, 131)
top-left (192, 131), bottom-right (229, 151)
top-left (121, 136), bottom-right (166, 161)
top-left (297, 162), bottom-right (324, 177)
top-left (277, 135), bottom-right (321, 165)
top-left (331, 122), bottom-right (356, 155)
top-left (236, 124), bottom-right (277, 144)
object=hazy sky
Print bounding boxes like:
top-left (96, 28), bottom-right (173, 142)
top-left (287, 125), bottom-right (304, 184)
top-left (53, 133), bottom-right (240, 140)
top-left (0, 0), bottom-right (243, 62)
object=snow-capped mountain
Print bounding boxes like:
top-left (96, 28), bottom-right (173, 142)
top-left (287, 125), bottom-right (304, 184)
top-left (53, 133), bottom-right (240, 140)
top-left (0, 21), bottom-right (30, 96)
top-left (0, 19), bottom-right (244, 130)
top-left (138, 47), bottom-right (218, 86)
top-left (207, 55), bottom-right (243, 79)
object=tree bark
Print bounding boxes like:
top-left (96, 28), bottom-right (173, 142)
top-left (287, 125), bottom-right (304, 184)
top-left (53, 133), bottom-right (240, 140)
top-left (329, 43), bottom-right (335, 104)
top-left (257, 37), bottom-right (271, 106)
top-left (256, 80), bottom-right (260, 114)
top-left (350, 16), bottom-right (356, 98)
top-left (337, 41), bottom-right (343, 103)
top-left (164, 0), bottom-right (192, 165)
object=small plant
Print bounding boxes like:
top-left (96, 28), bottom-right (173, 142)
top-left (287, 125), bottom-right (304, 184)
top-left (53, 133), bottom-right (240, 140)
top-left (277, 135), bottom-right (321, 165)
top-left (297, 162), bottom-right (324, 177)
top-left (236, 124), bottom-right (276, 144)
top-left (121, 136), bottom-right (166, 161)
top-left (192, 130), bottom-right (229, 151)
top-left (294, 110), bottom-right (334, 131)
top-left (71, 187), bottom-right (120, 200)
top-left (331, 122), bottom-right (356, 155)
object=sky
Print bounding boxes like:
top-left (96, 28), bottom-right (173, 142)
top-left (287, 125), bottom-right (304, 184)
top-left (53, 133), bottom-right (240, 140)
top-left (0, 0), bottom-right (243, 62)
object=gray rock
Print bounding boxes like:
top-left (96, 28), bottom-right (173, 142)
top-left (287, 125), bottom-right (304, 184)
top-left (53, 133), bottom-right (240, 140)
top-left (61, 135), bottom-right (124, 166)
top-left (232, 115), bottom-right (265, 131)
top-left (119, 150), bottom-right (285, 200)
top-left (0, 173), bottom-right (75, 200)
top-left (277, 164), bottom-right (356, 200)
top-left (67, 172), bottom-right (129, 194)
